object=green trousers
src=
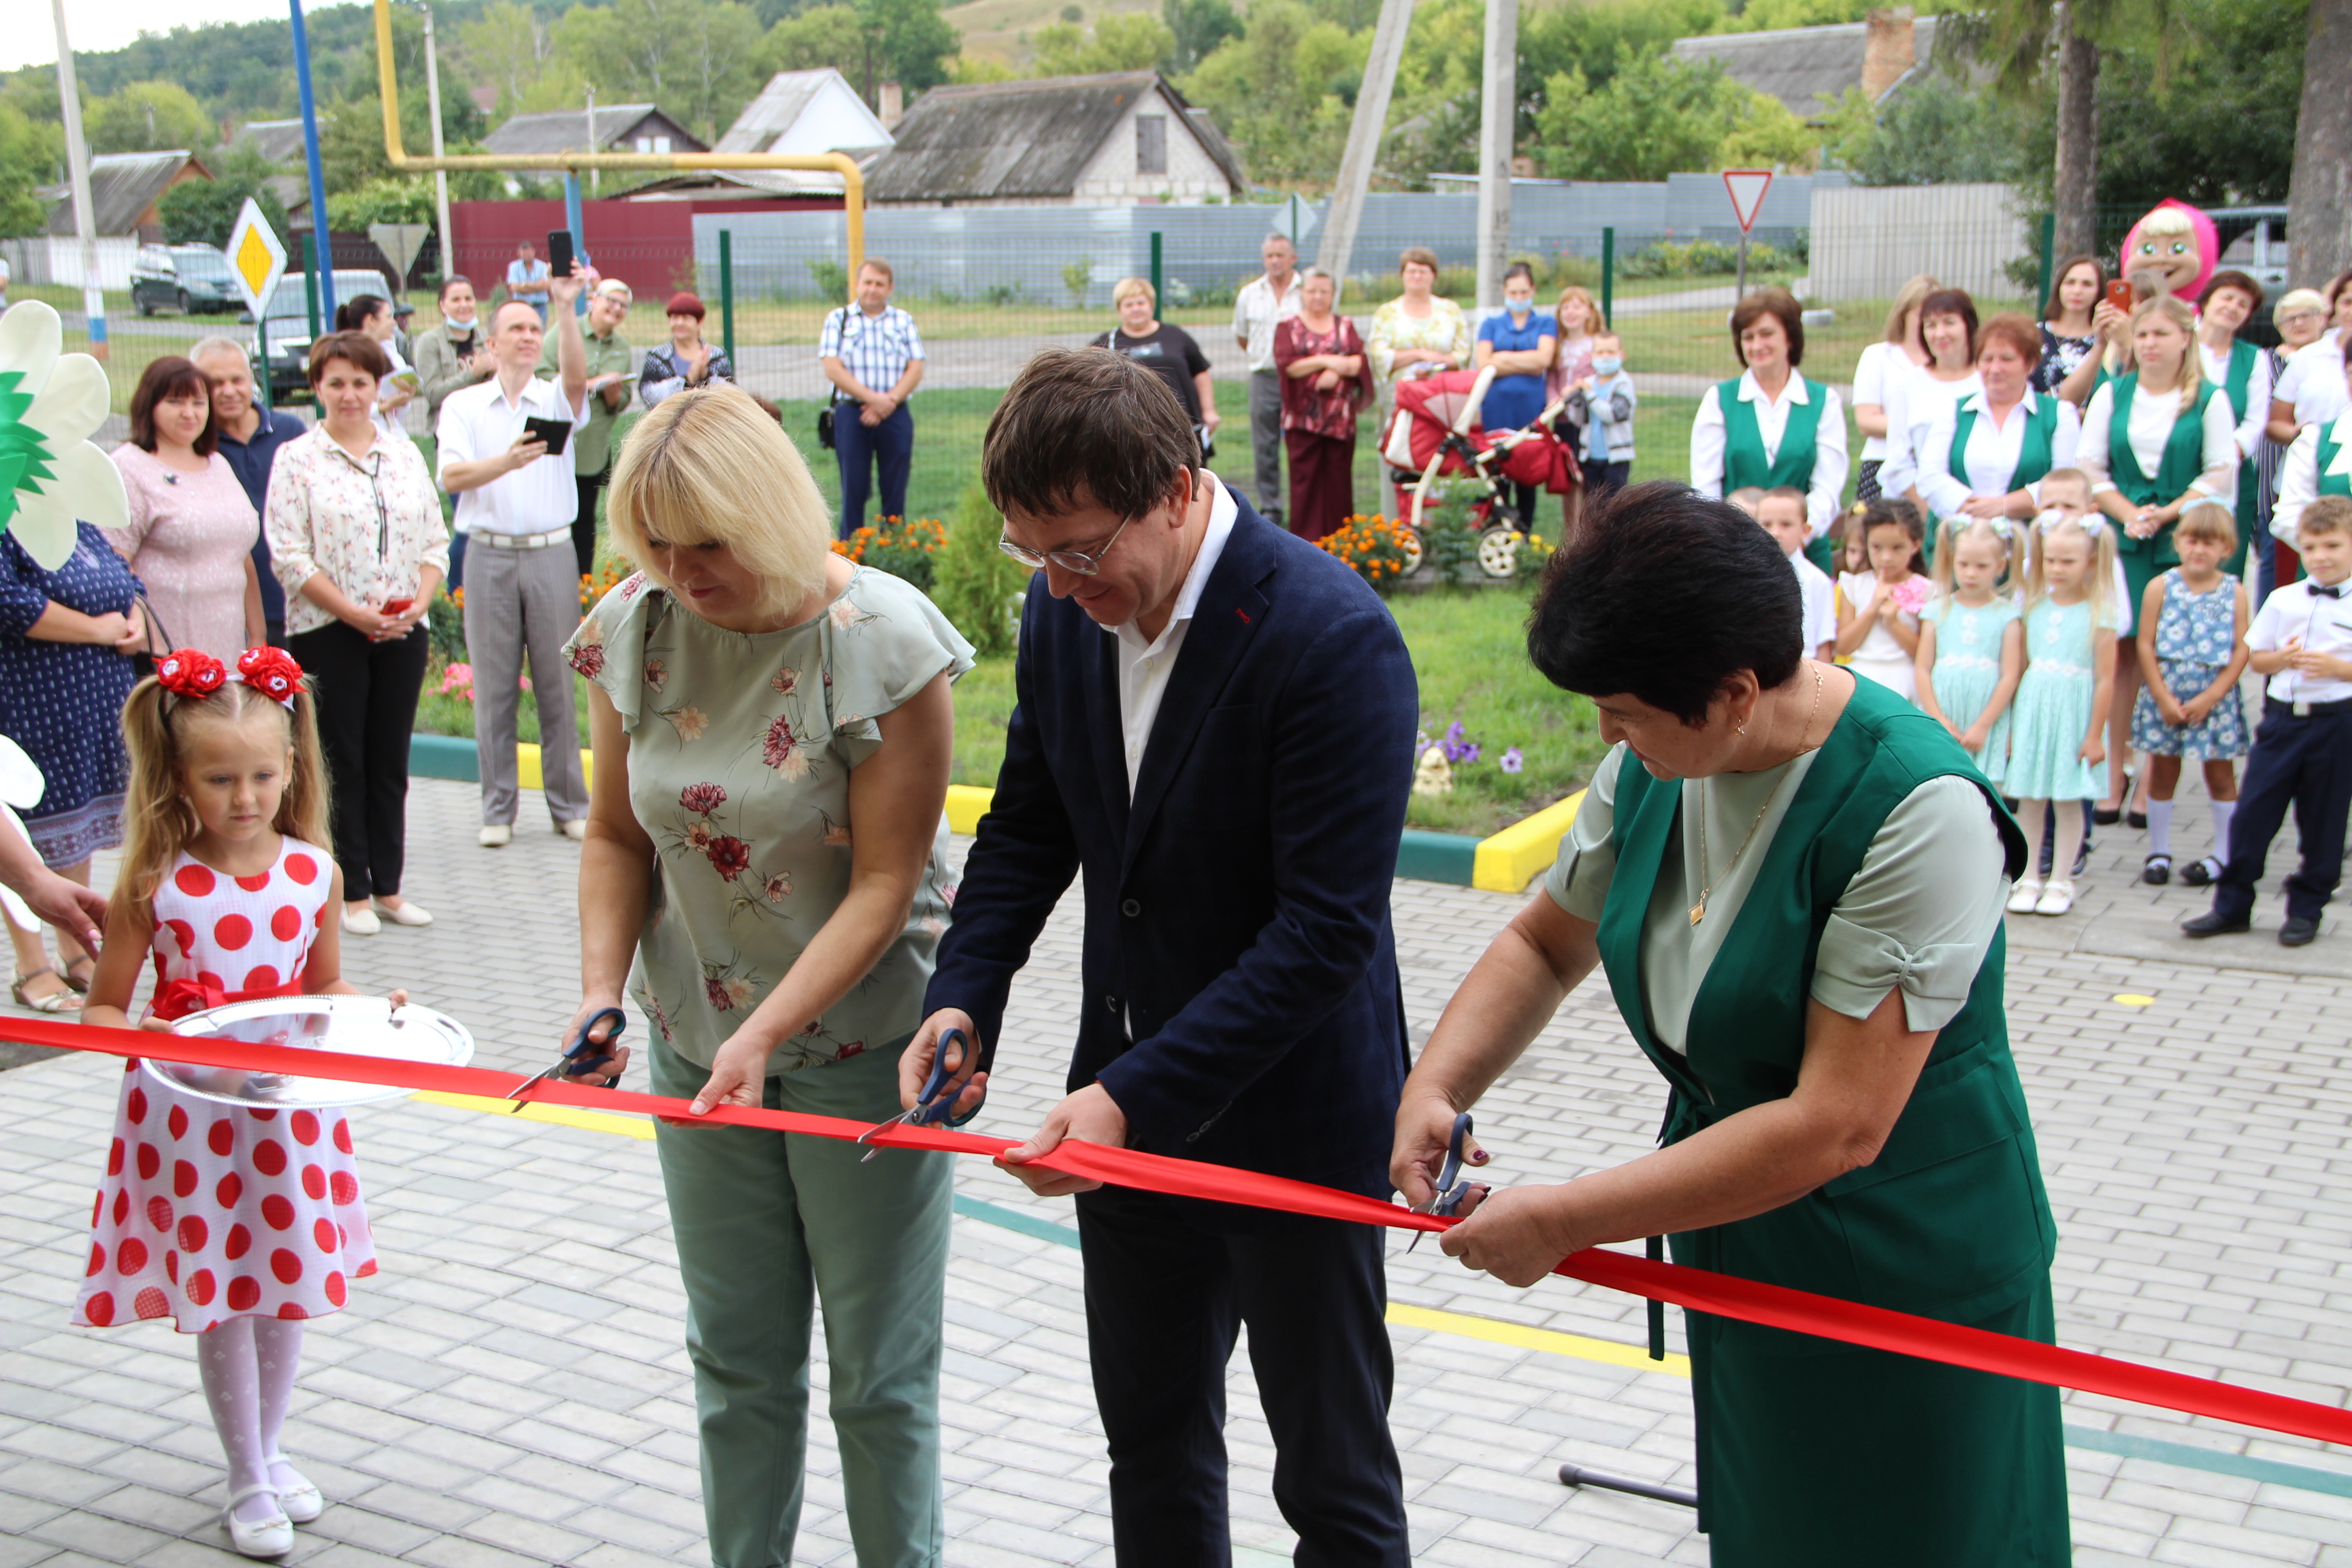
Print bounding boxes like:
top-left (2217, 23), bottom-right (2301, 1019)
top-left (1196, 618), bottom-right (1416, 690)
top-left (650, 1037), bottom-right (951, 1568)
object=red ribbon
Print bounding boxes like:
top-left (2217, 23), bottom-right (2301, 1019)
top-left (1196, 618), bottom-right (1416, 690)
top-left (12, 1013), bottom-right (2352, 1449)
top-left (149, 976), bottom-right (306, 1023)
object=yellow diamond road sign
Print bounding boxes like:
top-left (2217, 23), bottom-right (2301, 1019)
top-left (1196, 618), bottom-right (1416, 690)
top-left (226, 198), bottom-right (288, 318)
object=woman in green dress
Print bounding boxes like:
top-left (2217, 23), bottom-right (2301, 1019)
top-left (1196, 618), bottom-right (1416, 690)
top-left (1391, 480), bottom-right (2067, 1566)
top-left (558, 386), bottom-right (975, 1568)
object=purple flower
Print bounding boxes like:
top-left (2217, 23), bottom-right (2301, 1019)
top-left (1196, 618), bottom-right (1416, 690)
top-left (1456, 741), bottom-right (1482, 764)
top-left (1500, 747), bottom-right (1524, 774)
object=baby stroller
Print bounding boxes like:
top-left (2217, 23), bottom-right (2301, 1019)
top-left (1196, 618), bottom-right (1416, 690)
top-left (1381, 366), bottom-right (1580, 578)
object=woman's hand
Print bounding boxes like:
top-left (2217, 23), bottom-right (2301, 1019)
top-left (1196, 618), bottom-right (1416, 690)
top-left (1959, 493), bottom-right (2008, 520)
top-left (377, 382), bottom-right (414, 414)
top-left (1315, 368), bottom-right (1340, 392)
top-left (555, 996), bottom-right (633, 1090)
top-left (686, 1030), bottom-right (770, 1117)
top-left (1390, 1092), bottom-right (1488, 1211)
top-left (343, 604), bottom-right (399, 640)
top-left (105, 608), bottom-right (144, 655)
top-left (1437, 1183), bottom-right (1575, 1288)
top-left (2091, 297), bottom-right (2125, 342)
top-left (2127, 505), bottom-right (2161, 540)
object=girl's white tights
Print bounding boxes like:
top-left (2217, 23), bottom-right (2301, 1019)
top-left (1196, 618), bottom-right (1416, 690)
top-left (2015, 798), bottom-right (2087, 878)
top-left (197, 1318), bottom-right (304, 1522)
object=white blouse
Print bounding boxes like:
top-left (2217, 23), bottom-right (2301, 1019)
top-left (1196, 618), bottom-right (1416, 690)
top-left (2268, 412), bottom-right (2352, 551)
top-left (1916, 390), bottom-right (2084, 521)
top-left (1878, 367), bottom-right (1980, 501)
top-left (1688, 370), bottom-right (1850, 542)
top-left (1850, 341), bottom-right (1918, 464)
top-left (2077, 380), bottom-right (2239, 505)
top-left (2198, 340), bottom-right (2274, 461)
top-left (2275, 337), bottom-right (2350, 429)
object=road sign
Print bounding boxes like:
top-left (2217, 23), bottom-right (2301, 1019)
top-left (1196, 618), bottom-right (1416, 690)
top-left (368, 222), bottom-right (429, 286)
top-left (1273, 193), bottom-right (1319, 246)
top-left (225, 199), bottom-right (288, 319)
top-left (1722, 169), bottom-right (1774, 234)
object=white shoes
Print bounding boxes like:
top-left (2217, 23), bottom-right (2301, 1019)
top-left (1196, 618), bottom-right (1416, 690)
top-left (223, 1483), bottom-right (293, 1557)
top-left (2034, 878), bottom-right (2076, 917)
top-left (2006, 876), bottom-right (2042, 914)
top-left (267, 1453), bottom-right (323, 1523)
top-left (560, 819), bottom-right (588, 842)
top-left (372, 898), bottom-right (434, 928)
top-left (478, 824), bottom-right (512, 848)
top-left (339, 906), bottom-right (380, 936)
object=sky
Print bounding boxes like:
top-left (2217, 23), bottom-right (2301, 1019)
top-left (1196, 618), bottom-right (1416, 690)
top-left (5, 0), bottom-right (361, 75)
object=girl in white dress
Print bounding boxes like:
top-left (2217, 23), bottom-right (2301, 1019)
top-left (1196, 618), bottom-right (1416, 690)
top-left (1833, 498), bottom-right (1930, 699)
top-left (79, 646), bottom-right (404, 1558)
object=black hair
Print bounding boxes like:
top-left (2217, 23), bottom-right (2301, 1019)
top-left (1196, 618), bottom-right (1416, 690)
top-left (983, 346), bottom-right (1199, 521)
top-left (1859, 495), bottom-right (1926, 575)
top-left (1527, 481), bottom-right (1801, 723)
top-left (334, 294), bottom-right (389, 332)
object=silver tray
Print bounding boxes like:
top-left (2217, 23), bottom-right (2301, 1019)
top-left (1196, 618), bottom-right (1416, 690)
top-left (144, 996), bottom-right (474, 1109)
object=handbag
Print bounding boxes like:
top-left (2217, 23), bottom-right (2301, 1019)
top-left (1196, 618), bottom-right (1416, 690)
top-left (816, 306), bottom-right (848, 451)
top-left (129, 593), bottom-right (176, 679)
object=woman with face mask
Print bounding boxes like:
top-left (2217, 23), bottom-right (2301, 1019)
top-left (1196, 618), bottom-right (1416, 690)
top-left (1473, 263), bottom-right (1556, 529)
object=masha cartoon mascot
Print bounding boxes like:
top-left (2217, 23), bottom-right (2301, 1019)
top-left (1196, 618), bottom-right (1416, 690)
top-left (2119, 200), bottom-right (2219, 304)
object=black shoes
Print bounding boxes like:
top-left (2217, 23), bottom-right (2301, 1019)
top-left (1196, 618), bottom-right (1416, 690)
top-left (2180, 910), bottom-right (2251, 937)
top-left (2280, 915), bottom-right (2321, 947)
top-left (2180, 856), bottom-right (2223, 886)
top-left (2142, 854), bottom-right (2171, 885)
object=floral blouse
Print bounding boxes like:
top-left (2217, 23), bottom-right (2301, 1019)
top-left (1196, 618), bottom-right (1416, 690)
top-left (1274, 316), bottom-right (1372, 441)
top-left (563, 566), bottom-right (975, 1075)
top-left (1367, 297), bottom-right (1471, 385)
top-left (261, 427), bottom-right (448, 638)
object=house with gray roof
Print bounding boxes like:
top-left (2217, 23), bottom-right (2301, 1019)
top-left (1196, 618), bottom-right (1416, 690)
top-left (1671, 7), bottom-right (1950, 119)
top-left (227, 118), bottom-right (308, 166)
top-left (860, 71), bottom-right (1243, 209)
top-left (482, 103), bottom-right (707, 158)
top-left (9, 150), bottom-right (212, 289)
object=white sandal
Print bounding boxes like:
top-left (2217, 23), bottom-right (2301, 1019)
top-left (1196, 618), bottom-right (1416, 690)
top-left (2034, 878), bottom-right (2076, 916)
top-left (267, 1452), bottom-right (323, 1522)
top-left (2006, 876), bottom-right (2042, 914)
top-left (222, 1482), bottom-right (293, 1557)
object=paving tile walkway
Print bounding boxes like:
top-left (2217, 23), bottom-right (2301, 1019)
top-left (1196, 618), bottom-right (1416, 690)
top-left (4, 779), bottom-right (2352, 1565)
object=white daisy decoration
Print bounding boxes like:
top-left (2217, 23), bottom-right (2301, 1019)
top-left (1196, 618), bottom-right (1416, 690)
top-left (0, 300), bottom-right (128, 569)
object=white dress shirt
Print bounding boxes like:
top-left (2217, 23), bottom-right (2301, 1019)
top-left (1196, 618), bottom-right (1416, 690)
top-left (1689, 370), bottom-right (1850, 542)
top-left (2247, 574), bottom-right (2352, 707)
top-left (1917, 389), bottom-right (2082, 521)
top-left (1878, 367), bottom-right (1980, 502)
top-left (1791, 552), bottom-right (1835, 652)
top-left (436, 372), bottom-right (591, 536)
top-left (1232, 273), bottom-right (1303, 374)
top-left (2200, 339), bottom-right (2275, 461)
top-left (1106, 476), bottom-right (1239, 796)
top-left (2268, 413), bottom-right (2352, 551)
top-left (2275, 336), bottom-right (2351, 428)
top-left (2077, 379), bottom-right (2239, 504)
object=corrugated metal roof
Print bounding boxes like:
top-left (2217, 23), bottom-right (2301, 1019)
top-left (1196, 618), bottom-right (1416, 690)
top-left (862, 72), bottom-right (1241, 202)
top-left (229, 119), bottom-right (307, 165)
top-left (718, 70), bottom-right (822, 153)
top-left (42, 150), bottom-right (206, 237)
top-left (480, 105), bottom-right (708, 157)
top-left (1670, 15), bottom-right (1946, 117)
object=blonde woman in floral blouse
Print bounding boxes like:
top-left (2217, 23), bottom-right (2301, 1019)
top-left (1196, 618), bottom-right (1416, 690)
top-left (1366, 246), bottom-right (1471, 391)
top-left (264, 331), bottom-right (448, 936)
top-left (559, 385), bottom-right (970, 1568)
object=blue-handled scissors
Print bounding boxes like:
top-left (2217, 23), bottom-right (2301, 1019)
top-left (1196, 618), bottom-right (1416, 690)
top-left (856, 1028), bottom-right (977, 1161)
top-left (504, 1007), bottom-right (625, 1109)
top-left (1407, 1111), bottom-right (1484, 1251)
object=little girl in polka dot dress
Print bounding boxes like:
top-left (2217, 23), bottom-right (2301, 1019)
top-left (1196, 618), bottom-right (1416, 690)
top-left (78, 647), bottom-right (404, 1558)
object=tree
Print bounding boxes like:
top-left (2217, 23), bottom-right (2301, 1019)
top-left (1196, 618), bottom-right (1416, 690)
top-left (1181, 0), bottom-right (1366, 186)
top-left (2289, 0), bottom-right (2352, 287)
top-left (1717, 93), bottom-right (1824, 172)
top-left (553, 0), bottom-right (768, 145)
top-left (461, 1), bottom-right (555, 121)
top-left (86, 81), bottom-right (215, 156)
top-left (1032, 12), bottom-right (1175, 75)
top-left (860, 0), bottom-right (963, 94)
top-left (157, 176), bottom-right (289, 249)
top-left (760, 5), bottom-right (869, 75)
top-left (1819, 76), bottom-right (2038, 184)
top-left (0, 102), bottom-right (58, 238)
top-left (1163, 0), bottom-right (1243, 74)
top-left (1531, 50), bottom-right (1748, 182)
top-left (757, 0), bottom-right (960, 99)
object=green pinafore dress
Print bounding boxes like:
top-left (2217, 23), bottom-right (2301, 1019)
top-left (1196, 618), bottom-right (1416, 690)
top-left (2108, 372), bottom-right (2220, 611)
top-left (1719, 374), bottom-right (1829, 573)
top-left (1592, 676), bottom-right (2069, 1566)
top-left (2216, 338), bottom-right (2259, 576)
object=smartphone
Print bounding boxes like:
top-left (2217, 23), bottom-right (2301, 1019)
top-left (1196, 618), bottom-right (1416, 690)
top-left (2105, 278), bottom-right (2135, 314)
top-left (521, 415), bottom-right (571, 456)
top-left (546, 229), bottom-right (574, 278)
top-left (380, 598), bottom-right (413, 617)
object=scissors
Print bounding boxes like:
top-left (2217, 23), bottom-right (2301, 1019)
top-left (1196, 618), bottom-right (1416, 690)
top-left (504, 1007), bottom-right (625, 1109)
top-left (856, 1027), bottom-right (976, 1161)
top-left (1407, 1111), bottom-right (1484, 1252)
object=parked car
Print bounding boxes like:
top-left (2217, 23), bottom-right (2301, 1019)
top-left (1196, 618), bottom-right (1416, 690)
top-left (248, 270), bottom-right (398, 403)
top-left (130, 244), bottom-right (242, 316)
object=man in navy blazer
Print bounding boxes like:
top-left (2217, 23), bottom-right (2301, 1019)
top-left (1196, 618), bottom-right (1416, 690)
top-left (902, 348), bottom-right (1417, 1565)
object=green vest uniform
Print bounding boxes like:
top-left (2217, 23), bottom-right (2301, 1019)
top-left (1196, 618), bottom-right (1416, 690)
top-left (1937, 397), bottom-right (2058, 569)
top-left (1719, 375), bottom-right (1831, 573)
top-left (2217, 340), bottom-right (2259, 574)
top-left (1595, 677), bottom-right (2067, 1566)
top-left (2106, 373), bottom-right (2221, 611)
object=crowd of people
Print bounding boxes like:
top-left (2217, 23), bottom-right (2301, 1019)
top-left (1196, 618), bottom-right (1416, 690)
top-left (3, 228), bottom-right (2351, 1567)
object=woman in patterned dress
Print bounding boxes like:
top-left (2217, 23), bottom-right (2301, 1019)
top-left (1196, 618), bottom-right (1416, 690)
top-left (108, 356), bottom-right (263, 658)
top-left (1274, 267), bottom-right (1373, 540)
top-left (560, 386), bottom-right (972, 1568)
top-left (79, 648), bottom-right (395, 1556)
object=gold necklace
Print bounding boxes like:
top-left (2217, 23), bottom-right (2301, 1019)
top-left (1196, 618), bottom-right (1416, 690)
top-left (1689, 662), bottom-right (1825, 926)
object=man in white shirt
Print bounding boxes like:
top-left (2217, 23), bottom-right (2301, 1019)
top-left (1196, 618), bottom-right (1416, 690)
top-left (1232, 232), bottom-right (1301, 527)
top-left (506, 241), bottom-right (552, 323)
top-left (438, 265), bottom-right (591, 847)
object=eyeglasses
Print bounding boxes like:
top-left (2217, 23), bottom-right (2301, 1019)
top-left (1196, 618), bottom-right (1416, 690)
top-left (998, 512), bottom-right (1136, 576)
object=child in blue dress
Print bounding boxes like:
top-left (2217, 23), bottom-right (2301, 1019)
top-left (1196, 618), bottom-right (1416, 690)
top-left (2006, 512), bottom-right (2120, 916)
top-left (1915, 516), bottom-right (2025, 782)
top-left (2129, 502), bottom-right (2251, 885)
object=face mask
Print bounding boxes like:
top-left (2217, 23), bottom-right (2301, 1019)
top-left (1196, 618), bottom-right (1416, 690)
top-left (1592, 357), bottom-right (1622, 376)
top-left (1505, 297), bottom-right (1533, 318)
top-left (446, 309), bottom-right (476, 329)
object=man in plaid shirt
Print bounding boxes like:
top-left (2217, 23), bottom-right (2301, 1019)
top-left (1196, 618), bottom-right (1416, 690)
top-left (821, 259), bottom-right (926, 538)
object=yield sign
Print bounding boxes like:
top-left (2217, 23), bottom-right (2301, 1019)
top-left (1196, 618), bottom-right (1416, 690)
top-left (225, 198), bottom-right (289, 318)
top-left (1722, 169), bottom-right (1774, 233)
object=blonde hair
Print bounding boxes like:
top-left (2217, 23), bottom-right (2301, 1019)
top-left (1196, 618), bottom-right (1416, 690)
top-left (1554, 284), bottom-right (1601, 335)
top-left (2023, 514), bottom-right (2117, 621)
top-left (2174, 499), bottom-right (2238, 555)
top-left (114, 678), bottom-right (330, 931)
top-left (1882, 274), bottom-right (1940, 347)
top-left (1932, 515), bottom-right (2016, 596)
top-left (606, 386), bottom-right (832, 617)
top-left (1111, 276), bottom-right (1156, 308)
top-left (2123, 295), bottom-right (2202, 397)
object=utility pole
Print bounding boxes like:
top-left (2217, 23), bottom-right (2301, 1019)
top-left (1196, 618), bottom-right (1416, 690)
top-left (586, 84), bottom-right (598, 197)
top-left (1473, 0), bottom-right (1518, 314)
top-left (423, 2), bottom-right (453, 284)
top-left (49, 0), bottom-right (104, 360)
top-left (1316, 0), bottom-right (1414, 298)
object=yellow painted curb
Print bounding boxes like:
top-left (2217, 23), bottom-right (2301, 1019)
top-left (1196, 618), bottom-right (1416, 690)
top-left (411, 1088), bottom-right (655, 1139)
top-left (1471, 789), bottom-right (1585, 894)
top-left (512, 742), bottom-right (595, 793)
top-left (945, 784), bottom-right (994, 836)
top-left (1386, 1301), bottom-right (1690, 1377)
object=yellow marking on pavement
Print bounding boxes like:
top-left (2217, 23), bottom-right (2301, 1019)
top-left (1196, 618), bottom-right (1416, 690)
top-left (2112, 993), bottom-right (2157, 1007)
top-left (1386, 1301), bottom-right (1690, 1377)
top-left (411, 1088), bottom-right (653, 1139)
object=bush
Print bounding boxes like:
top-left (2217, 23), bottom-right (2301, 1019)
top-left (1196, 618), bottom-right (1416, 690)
top-left (1062, 257), bottom-right (1093, 307)
top-left (1314, 514), bottom-right (1414, 595)
top-left (808, 258), bottom-right (849, 302)
top-left (833, 516), bottom-right (946, 591)
top-left (1619, 239), bottom-right (1801, 281)
top-left (930, 483), bottom-right (1034, 657)
top-left (1421, 504), bottom-right (1480, 587)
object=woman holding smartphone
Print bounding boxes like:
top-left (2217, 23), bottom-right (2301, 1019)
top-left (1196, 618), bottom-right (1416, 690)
top-left (262, 331), bottom-right (449, 936)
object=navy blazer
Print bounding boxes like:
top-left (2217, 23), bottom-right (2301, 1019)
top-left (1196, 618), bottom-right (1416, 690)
top-left (926, 495), bottom-right (1418, 1194)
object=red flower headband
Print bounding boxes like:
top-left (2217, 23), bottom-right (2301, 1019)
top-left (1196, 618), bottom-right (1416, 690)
top-left (154, 647), bottom-right (304, 709)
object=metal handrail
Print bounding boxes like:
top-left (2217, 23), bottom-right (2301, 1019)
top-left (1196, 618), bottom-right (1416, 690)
top-left (370, 0), bottom-right (865, 291)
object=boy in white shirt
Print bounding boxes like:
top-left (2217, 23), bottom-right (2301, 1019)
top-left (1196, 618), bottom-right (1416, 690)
top-left (1758, 485), bottom-right (1835, 660)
